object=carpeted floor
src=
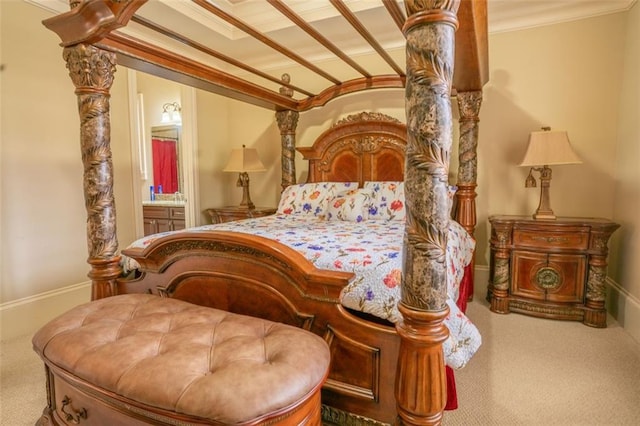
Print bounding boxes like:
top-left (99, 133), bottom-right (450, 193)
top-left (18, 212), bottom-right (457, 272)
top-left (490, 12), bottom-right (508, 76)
top-left (2, 293), bottom-right (639, 425)
top-left (443, 297), bottom-right (640, 425)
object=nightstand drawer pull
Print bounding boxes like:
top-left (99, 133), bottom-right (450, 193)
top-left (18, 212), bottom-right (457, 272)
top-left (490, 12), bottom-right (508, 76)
top-left (170, 208), bottom-right (185, 218)
top-left (531, 236), bottom-right (568, 244)
top-left (61, 395), bottom-right (87, 424)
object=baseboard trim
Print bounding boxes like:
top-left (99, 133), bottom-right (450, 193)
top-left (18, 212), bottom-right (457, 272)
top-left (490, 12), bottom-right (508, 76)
top-left (1, 269), bottom-right (637, 345)
top-left (473, 266), bottom-right (490, 301)
top-left (474, 266), bottom-right (639, 343)
top-left (0, 282), bottom-right (91, 341)
top-left (606, 278), bottom-right (640, 344)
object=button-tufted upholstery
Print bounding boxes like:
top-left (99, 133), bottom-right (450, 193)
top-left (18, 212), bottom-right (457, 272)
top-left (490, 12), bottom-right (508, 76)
top-left (32, 294), bottom-right (330, 424)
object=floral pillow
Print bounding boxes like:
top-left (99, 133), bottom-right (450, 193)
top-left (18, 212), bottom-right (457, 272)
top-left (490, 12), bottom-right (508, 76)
top-left (327, 189), bottom-right (372, 222)
top-left (277, 182), bottom-right (357, 218)
top-left (363, 181), bottom-right (405, 221)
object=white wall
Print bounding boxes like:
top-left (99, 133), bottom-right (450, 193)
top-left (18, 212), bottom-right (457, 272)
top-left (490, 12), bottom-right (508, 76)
top-left (0, 1), bottom-right (136, 338)
top-left (609, 2), bottom-right (640, 342)
top-left (479, 11), bottom-right (639, 342)
top-left (2, 2), bottom-right (84, 302)
top-left (195, 90), bottom-right (230, 223)
top-left (478, 12), bottom-right (626, 262)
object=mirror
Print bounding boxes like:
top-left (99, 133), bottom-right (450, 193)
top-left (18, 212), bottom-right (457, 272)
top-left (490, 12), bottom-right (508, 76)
top-left (150, 125), bottom-right (182, 195)
top-left (128, 69), bottom-right (198, 237)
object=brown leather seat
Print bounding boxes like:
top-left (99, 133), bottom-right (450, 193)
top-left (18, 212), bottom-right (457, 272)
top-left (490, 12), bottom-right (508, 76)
top-left (33, 294), bottom-right (330, 425)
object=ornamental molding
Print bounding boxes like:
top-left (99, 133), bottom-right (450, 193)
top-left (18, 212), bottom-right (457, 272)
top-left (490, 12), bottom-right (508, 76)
top-left (333, 112), bottom-right (401, 127)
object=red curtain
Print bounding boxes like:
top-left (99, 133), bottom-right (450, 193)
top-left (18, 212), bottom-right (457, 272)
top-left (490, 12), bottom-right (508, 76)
top-left (152, 138), bottom-right (178, 194)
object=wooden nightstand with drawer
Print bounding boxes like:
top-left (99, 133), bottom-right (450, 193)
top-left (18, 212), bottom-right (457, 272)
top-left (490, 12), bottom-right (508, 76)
top-left (206, 206), bottom-right (276, 224)
top-left (487, 215), bottom-right (619, 327)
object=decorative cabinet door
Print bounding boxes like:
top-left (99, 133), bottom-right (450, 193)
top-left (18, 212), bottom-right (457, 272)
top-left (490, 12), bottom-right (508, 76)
top-left (487, 215), bottom-right (619, 327)
top-left (512, 251), bottom-right (586, 303)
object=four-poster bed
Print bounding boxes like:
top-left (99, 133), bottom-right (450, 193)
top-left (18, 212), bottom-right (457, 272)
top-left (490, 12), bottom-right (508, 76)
top-left (117, 112), bottom-right (479, 423)
top-left (41, 1), bottom-right (489, 425)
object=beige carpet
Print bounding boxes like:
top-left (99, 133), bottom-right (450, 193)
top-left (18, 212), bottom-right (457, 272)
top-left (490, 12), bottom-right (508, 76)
top-left (443, 297), bottom-right (640, 425)
top-left (2, 295), bottom-right (639, 426)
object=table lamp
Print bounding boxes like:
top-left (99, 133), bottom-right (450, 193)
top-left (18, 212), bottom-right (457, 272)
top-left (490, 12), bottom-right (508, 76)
top-left (223, 145), bottom-right (266, 209)
top-left (519, 127), bottom-right (582, 220)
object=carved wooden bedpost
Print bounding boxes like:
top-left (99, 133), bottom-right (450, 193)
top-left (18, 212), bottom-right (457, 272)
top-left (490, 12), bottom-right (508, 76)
top-left (276, 74), bottom-right (299, 192)
top-left (397, 1), bottom-right (460, 425)
top-left (455, 90), bottom-right (482, 297)
top-left (455, 91), bottom-right (482, 238)
top-left (43, 0), bottom-right (146, 299)
top-left (64, 44), bottom-right (121, 300)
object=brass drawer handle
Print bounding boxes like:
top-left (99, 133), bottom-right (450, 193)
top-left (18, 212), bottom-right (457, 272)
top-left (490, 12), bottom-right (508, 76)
top-left (529, 235), bottom-right (569, 244)
top-left (61, 395), bottom-right (87, 424)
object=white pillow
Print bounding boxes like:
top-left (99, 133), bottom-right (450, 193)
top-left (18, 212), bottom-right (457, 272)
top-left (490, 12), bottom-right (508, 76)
top-left (277, 182), bottom-right (357, 218)
top-left (363, 181), bottom-right (405, 221)
top-left (327, 189), bottom-right (372, 222)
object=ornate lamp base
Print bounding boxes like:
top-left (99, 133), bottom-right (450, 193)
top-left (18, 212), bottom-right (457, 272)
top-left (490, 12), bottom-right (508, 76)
top-left (236, 172), bottom-right (255, 210)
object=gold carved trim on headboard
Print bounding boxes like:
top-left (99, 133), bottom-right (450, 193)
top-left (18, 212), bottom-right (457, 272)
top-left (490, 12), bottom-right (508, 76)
top-left (332, 112), bottom-right (402, 127)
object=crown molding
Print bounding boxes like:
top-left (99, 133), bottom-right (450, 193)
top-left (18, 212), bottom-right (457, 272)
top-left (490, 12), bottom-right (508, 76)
top-left (488, 0), bottom-right (637, 34)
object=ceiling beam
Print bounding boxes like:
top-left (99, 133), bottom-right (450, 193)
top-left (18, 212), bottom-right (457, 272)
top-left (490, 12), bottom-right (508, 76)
top-left (330, 0), bottom-right (405, 77)
top-left (382, 0), bottom-right (406, 32)
top-left (100, 32), bottom-right (299, 111)
top-left (191, 0), bottom-right (343, 86)
top-left (453, 0), bottom-right (489, 92)
top-left (43, 0), bottom-right (147, 47)
top-left (267, 0), bottom-right (372, 78)
top-left (130, 14), bottom-right (315, 97)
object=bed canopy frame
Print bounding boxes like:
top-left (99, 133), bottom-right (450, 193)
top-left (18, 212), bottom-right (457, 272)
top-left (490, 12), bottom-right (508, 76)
top-left (43, 1), bottom-right (488, 424)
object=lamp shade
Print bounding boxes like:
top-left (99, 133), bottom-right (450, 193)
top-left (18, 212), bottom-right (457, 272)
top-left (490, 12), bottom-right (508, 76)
top-left (519, 130), bottom-right (582, 167)
top-left (223, 146), bottom-right (266, 173)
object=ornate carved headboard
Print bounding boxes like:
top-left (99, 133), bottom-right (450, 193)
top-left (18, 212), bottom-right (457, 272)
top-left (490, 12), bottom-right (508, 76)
top-left (297, 112), bottom-right (406, 187)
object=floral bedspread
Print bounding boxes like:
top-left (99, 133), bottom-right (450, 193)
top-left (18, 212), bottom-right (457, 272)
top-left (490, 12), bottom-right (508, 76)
top-left (121, 215), bottom-right (481, 369)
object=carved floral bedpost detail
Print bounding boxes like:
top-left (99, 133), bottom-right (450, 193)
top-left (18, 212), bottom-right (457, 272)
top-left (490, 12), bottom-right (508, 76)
top-left (455, 91), bottom-right (482, 237)
top-left (276, 74), bottom-right (299, 192)
top-left (396, 1), bottom-right (460, 425)
top-left (455, 90), bottom-right (482, 297)
top-left (64, 44), bottom-right (121, 300)
top-left (488, 220), bottom-right (512, 314)
top-left (43, 0), bottom-right (147, 300)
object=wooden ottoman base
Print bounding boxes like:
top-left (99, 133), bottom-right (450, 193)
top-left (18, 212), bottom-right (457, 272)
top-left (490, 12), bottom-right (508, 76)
top-left (36, 364), bottom-right (323, 426)
top-left (33, 294), bottom-right (330, 425)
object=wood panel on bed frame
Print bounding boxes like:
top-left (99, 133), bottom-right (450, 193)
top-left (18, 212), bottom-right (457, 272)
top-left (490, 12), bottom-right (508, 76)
top-left (42, 1), bottom-right (488, 425)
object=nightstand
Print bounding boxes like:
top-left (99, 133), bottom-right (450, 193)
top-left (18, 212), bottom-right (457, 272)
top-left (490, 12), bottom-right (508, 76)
top-left (206, 206), bottom-right (277, 224)
top-left (487, 215), bottom-right (619, 327)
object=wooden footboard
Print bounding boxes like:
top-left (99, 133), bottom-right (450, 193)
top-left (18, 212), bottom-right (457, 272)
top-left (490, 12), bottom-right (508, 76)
top-left (119, 231), bottom-right (401, 425)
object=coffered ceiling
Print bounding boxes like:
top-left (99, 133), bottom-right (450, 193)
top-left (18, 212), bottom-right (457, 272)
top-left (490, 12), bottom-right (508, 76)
top-left (31, 0), bottom-right (636, 72)
top-left (33, 0), bottom-right (636, 110)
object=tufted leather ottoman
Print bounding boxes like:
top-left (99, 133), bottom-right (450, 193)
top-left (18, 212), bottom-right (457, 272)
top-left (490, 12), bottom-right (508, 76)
top-left (32, 294), bottom-right (330, 425)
